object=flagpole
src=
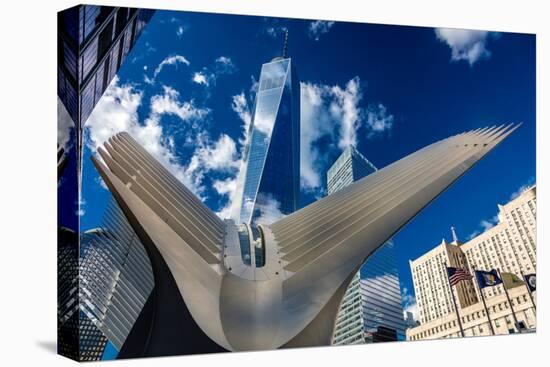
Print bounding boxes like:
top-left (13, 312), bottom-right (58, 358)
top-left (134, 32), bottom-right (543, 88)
top-left (444, 263), bottom-right (465, 338)
top-left (497, 268), bottom-right (521, 334)
top-left (473, 267), bottom-right (495, 335)
top-left (520, 269), bottom-right (536, 311)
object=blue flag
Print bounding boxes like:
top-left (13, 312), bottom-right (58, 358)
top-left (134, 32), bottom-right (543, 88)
top-left (524, 273), bottom-right (536, 292)
top-left (475, 269), bottom-right (502, 289)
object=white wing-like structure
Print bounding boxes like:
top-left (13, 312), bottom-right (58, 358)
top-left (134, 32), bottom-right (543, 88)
top-left (92, 124), bottom-right (519, 353)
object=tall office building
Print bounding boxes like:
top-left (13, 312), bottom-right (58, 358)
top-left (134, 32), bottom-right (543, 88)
top-left (57, 5), bottom-right (155, 156)
top-left (58, 227), bottom-right (108, 361)
top-left (79, 200), bottom-right (155, 353)
top-left (327, 146), bottom-right (377, 195)
top-left (407, 186), bottom-right (537, 340)
top-left (232, 31), bottom-right (300, 226)
top-left (462, 186), bottom-right (536, 298)
top-left (409, 238), bottom-right (478, 326)
top-left (329, 146), bottom-right (407, 344)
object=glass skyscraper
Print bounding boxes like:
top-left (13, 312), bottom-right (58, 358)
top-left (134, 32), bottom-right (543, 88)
top-left (233, 35), bottom-right (300, 227)
top-left (58, 227), bottom-right (108, 361)
top-left (328, 146), bottom-right (407, 344)
top-left (79, 200), bottom-right (154, 355)
top-left (57, 5), bottom-right (155, 158)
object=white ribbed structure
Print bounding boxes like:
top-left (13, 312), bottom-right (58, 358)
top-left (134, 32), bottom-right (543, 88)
top-left (92, 125), bottom-right (519, 351)
top-left (79, 201), bottom-right (154, 350)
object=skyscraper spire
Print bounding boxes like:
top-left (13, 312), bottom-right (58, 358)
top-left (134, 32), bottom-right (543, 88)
top-left (451, 226), bottom-right (458, 243)
top-left (282, 28), bottom-right (289, 58)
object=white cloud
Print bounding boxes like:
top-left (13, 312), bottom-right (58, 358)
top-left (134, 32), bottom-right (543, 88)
top-left (509, 177), bottom-right (535, 200)
top-left (191, 56), bottom-right (236, 89)
top-left (401, 286), bottom-right (419, 322)
top-left (76, 196), bottom-right (87, 217)
top-left (254, 194), bottom-right (285, 226)
top-left (213, 176), bottom-right (239, 219)
top-left (144, 41), bottom-right (156, 54)
top-left (435, 28), bottom-right (499, 66)
top-left (308, 20), bottom-right (335, 41)
top-left (300, 77), bottom-right (393, 193)
top-left (86, 77), bottom-right (221, 198)
top-left (330, 77), bottom-right (363, 150)
top-left (265, 25), bottom-right (287, 39)
top-left (57, 97), bottom-right (74, 151)
top-left (192, 72), bottom-right (208, 86)
top-left (231, 92), bottom-right (252, 146)
top-left (468, 214), bottom-right (499, 240)
top-left (480, 215), bottom-right (499, 231)
top-left (95, 176), bottom-right (108, 190)
top-left (365, 103), bottom-right (394, 137)
top-left (176, 25), bottom-right (185, 37)
top-left (189, 134), bottom-right (239, 172)
top-left (153, 55), bottom-right (190, 78)
top-left (149, 86), bottom-right (209, 122)
top-left (143, 74), bottom-right (154, 85)
top-left (467, 178), bottom-right (536, 240)
top-left (249, 75), bottom-right (259, 95)
top-left (215, 56), bottom-right (233, 66)
top-left (211, 91), bottom-right (254, 219)
top-left (300, 82), bottom-right (336, 191)
top-left (214, 90), bottom-right (258, 220)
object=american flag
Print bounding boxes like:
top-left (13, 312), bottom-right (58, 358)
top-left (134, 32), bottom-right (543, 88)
top-left (447, 266), bottom-right (472, 286)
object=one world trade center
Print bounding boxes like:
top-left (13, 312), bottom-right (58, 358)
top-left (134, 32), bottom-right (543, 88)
top-left (232, 31), bottom-right (301, 226)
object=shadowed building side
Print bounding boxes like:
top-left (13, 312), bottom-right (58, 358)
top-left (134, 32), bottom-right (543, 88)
top-left (327, 146), bottom-right (407, 345)
top-left (57, 5), bottom-right (155, 175)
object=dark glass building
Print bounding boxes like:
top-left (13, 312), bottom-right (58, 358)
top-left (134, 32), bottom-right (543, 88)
top-left (328, 146), bottom-right (407, 344)
top-left (57, 5), bottom-right (155, 156)
top-left (58, 227), bottom-right (108, 361)
top-left (233, 34), bottom-right (300, 227)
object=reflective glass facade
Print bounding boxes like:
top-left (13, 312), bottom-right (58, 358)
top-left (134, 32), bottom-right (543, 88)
top-left (234, 57), bottom-right (300, 226)
top-left (327, 146), bottom-right (377, 195)
top-left (360, 241), bottom-right (407, 341)
top-left (57, 227), bottom-right (107, 361)
top-left (57, 6), bottom-right (155, 146)
top-left (328, 146), bottom-right (406, 344)
top-left (79, 200), bottom-right (154, 352)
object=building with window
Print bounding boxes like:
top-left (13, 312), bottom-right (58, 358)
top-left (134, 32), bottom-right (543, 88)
top-left (57, 5), bottom-right (155, 160)
top-left (79, 200), bottom-right (155, 354)
top-left (57, 227), bottom-right (108, 361)
top-left (329, 146), bottom-right (407, 344)
top-left (232, 31), bottom-right (300, 227)
top-left (409, 238), bottom-right (479, 326)
top-left (407, 186), bottom-right (536, 340)
top-left (327, 146), bottom-right (377, 195)
top-left (407, 285), bottom-right (536, 340)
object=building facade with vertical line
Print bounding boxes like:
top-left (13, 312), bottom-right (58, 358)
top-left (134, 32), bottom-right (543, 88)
top-left (407, 186), bottom-right (536, 340)
top-left (232, 32), bottom-right (300, 228)
top-left (79, 199), bottom-right (155, 354)
top-left (57, 5), bottom-right (155, 150)
top-left (329, 146), bottom-right (407, 344)
top-left (58, 227), bottom-right (108, 361)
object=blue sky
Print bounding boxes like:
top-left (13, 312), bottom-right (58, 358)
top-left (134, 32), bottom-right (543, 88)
top-left (78, 10), bottom-right (535, 320)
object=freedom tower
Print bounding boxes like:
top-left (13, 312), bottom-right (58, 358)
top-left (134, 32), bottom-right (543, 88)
top-left (232, 31), bottom-right (300, 226)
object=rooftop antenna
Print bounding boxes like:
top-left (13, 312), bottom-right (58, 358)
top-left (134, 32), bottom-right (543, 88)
top-left (451, 226), bottom-right (458, 243)
top-left (282, 28), bottom-right (289, 58)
